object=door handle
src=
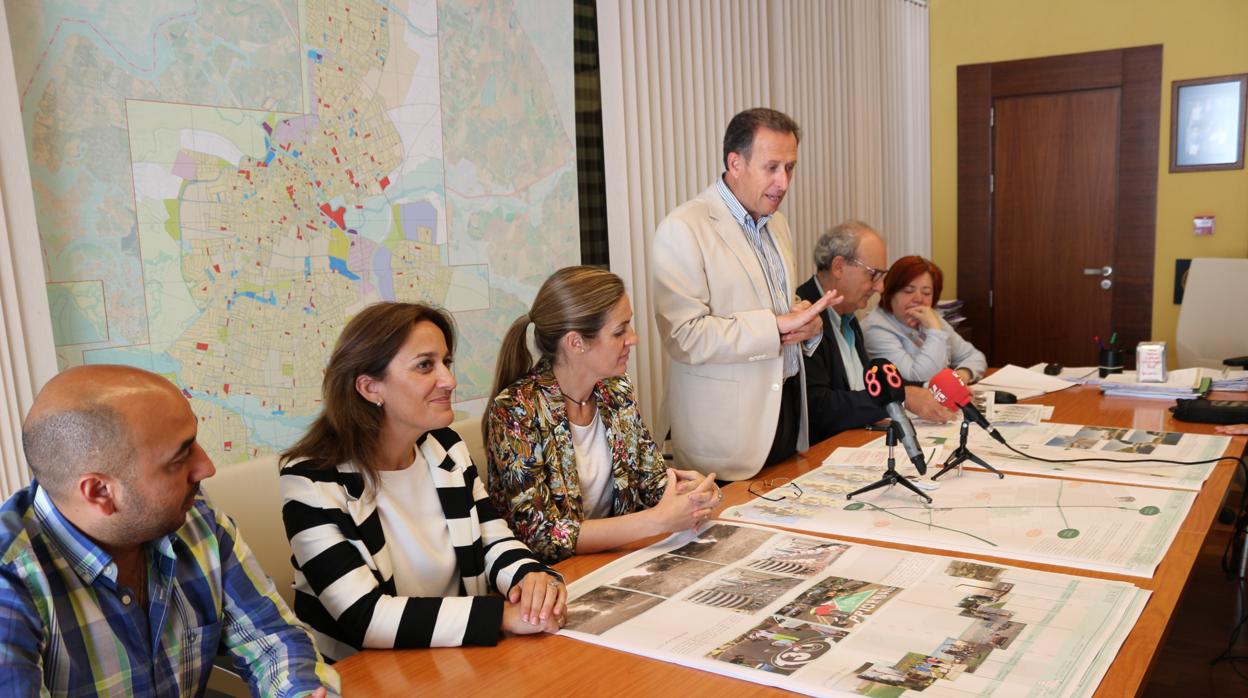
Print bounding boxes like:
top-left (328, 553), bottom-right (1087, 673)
top-left (1082, 266), bottom-right (1113, 277)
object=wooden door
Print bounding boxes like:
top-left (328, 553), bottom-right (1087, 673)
top-left (992, 89), bottom-right (1119, 367)
top-left (956, 46), bottom-right (1161, 369)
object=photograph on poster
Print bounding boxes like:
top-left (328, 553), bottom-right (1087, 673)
top-left (564, 586), bottom-right (665, 635)
top-left (707, 616), bottom-right (848, 676)
top-left (776, 577), bottom-right (903, 630)
top-left (744, 537), bottom-right (849, 577)
top-left (611, 554), bottom-right (724, 597)
top-left (669, 523), bottom-right (775, 563)
top-left (687, 569), bottom-right (805, 614)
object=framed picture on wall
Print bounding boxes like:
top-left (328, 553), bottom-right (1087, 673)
top-left (1170, 73), bottom-right (1247, 172)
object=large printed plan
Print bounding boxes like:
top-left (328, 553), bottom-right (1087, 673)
top-left (561, 523), bottom-right (1148, 697)
top-left (880, 422), bottom-right (1230, 490)
top-left (722, 448), bottom-right (1196, 577)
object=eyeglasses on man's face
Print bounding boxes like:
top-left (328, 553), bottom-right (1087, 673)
top-left (847, 257), bottom-right (886, 283)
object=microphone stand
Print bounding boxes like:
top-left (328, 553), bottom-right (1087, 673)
top-left (847, 422), bottom-right (932, 503)
top-left (930, 418), bottom-right (1005, 481)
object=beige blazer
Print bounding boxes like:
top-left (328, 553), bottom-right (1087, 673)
top-left (651, 183), bottom-right (808, 481)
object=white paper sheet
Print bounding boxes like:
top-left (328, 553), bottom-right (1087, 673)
top-left (974, 364), bottom-right (1075, 399)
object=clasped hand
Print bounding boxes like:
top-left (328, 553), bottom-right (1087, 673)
top-left (503, 571), bottom-right (567, 635)
top-left (653, 468), bottom-right (721, 532)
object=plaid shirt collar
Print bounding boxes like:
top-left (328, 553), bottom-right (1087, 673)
top-left (31, 481), bottom-right (177, 588)
top-left (31, 483), bottom-right (115, 587)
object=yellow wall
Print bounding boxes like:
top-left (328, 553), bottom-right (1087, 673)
top-left (930, 0), bottom-right (1248, 357)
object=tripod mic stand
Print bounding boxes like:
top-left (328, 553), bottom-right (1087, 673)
top-left (930, 418), bottom-right (1005, 481)
top-left (847, 422), bottom-right (932, 503)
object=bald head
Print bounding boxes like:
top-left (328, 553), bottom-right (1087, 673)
top-left (22, 365), bottom-right (180, 497)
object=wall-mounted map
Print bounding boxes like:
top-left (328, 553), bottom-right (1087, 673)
top-left (11, 0), bottom-right (578, 463)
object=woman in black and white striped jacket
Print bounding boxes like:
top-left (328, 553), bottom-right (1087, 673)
top-left (279, 302), bottom-right (564, 662)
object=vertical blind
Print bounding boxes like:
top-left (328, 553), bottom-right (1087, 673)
top-left (599, 0), bottom-right (931, 433)
top-left (0, 1), bottom-right (56, 500)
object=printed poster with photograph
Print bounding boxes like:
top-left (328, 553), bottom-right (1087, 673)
top-left (560, 522), bottom-right (1148, 697)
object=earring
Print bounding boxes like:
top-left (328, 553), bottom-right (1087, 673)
top-left (375, 400), bottom-right (383, 408)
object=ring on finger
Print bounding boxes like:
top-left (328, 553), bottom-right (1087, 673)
top-left (547, 579), bottom-right (562, 589)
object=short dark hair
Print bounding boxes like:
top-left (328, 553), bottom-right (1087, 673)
top-left (722, 108), bottom-right (801, 169)
top-left (23, 403), bottom-right (136, 496)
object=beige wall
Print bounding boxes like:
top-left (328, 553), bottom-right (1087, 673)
top-left (930, 0), bottom-right (1248, 356)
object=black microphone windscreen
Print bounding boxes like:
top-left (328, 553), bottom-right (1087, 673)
top-left (865, 359), bottom-right (906, 406)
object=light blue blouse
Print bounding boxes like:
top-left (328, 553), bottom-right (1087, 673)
top-left (861, 307), bottom-right (986, 384)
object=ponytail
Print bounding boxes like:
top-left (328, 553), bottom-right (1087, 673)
top-left (490, 313), bottom-right (535, 400)
top-left (485, 313), bottom-right (534, 444)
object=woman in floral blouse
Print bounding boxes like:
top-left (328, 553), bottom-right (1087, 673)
top-left (486, 266), bottom-right (721, 563)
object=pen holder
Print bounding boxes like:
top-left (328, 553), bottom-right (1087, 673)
top-left (1098, 349), bottom-right (1124, 378)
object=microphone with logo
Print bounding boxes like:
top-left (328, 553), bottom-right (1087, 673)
top-left (927, 368), bottom-right (1006, 481)
top-left (846, 359), bottom-right (933, 503)
top-left (871, 359), bottom-right (928, 475)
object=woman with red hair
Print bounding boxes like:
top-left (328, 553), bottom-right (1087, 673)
top-left (862, 256), bottom-right (986, 384)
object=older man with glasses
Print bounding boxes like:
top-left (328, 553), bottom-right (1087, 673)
top-left (797, 221), bottom-right (955, 444)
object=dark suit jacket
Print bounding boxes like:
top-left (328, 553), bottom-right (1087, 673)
top-left (797, 277), bottom-right (887, 443)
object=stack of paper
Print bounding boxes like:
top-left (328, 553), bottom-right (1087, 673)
top-left (1095, 368), bottom-right (1211, 400)
top-left (973, 364), bottom-right (1074, 400)
top-left (935, 299), bottom-right (967, 329)
top-left (990, 402), bottom-right (1055, 424)
top-left (970, 390), bottom-right (1054, 424)
top-left (1026, 363), bottom-right (1099, 383)
top-left (1212, 369), bottom-right (1248, 392)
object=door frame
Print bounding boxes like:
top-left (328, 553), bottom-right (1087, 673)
top-left (956, 45), bottom-right (1161, 365)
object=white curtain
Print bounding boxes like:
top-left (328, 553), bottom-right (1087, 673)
top-left (0, 1), bottom-right (57, 500)
top-left (599, 0), bottom-right (931, 432)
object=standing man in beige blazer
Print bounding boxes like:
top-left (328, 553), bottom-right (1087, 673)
top-left (651, 108), bottom-right (838, 481)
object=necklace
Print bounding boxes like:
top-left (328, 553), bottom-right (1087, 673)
top-left (561, 388), bottom-right (592, 407)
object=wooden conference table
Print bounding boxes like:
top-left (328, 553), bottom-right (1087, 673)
top-left (336, 385), bottom-right (1245, 696)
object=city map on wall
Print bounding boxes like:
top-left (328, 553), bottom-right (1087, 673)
top-left (11, 0), bottom-right (579, 463)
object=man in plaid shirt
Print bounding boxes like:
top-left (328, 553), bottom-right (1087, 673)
top-left (0, 365), bottom-right (339, 696)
